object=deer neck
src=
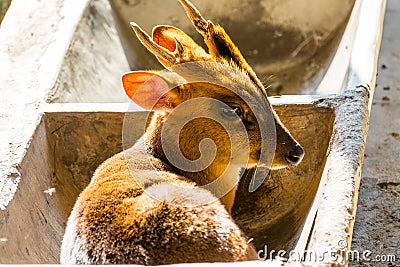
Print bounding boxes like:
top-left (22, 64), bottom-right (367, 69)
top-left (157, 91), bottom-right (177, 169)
top-left (142, 112), bottom-right (242, 212)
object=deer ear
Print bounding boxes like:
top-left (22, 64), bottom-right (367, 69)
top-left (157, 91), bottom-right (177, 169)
top-left (152, 26), bottom-right (212, 67)
top-left (122, 71), bottom-right (177, 111)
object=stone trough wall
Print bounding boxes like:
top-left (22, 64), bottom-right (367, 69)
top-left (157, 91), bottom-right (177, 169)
top-left (0, 0), bottom-right (386, 265)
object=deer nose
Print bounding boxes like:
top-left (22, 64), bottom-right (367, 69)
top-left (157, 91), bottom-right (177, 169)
top-left (285, 144), bottom-right (304, 165)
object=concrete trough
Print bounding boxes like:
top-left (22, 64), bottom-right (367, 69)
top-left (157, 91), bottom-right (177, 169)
top-left (0, 0), bottom-right (386, 265)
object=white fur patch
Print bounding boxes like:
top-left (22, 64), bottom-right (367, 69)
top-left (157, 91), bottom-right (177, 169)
top-left (60, 206), bottom-right (90, 264)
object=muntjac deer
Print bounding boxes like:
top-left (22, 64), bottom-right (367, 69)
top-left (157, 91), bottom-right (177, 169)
top-left (60, 0), bottom-right (304, 264)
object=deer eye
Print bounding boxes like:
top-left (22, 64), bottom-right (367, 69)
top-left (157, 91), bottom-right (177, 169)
top-left (220, 105), bottom-right (244, 120)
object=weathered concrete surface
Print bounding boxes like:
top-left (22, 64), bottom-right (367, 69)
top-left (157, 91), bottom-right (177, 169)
top-left (47, 0), bottom-right (130, 103)
top-left (0, 0), bottom-right (90, 211)
top-left (294, 88), bottom-right (370, 266)
top-left (110, 0), bottom-right (354, 95)
top-left (351, 0), bottom-right (400, 266)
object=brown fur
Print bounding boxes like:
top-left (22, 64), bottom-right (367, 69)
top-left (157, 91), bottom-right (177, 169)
top-left (60, 0), bottom-right (303, 264)
top-left (64, 151), bottom-right (256, 264)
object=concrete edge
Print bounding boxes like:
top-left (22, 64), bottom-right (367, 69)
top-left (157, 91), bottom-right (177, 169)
top-left (42, 95), bottom-right (332, 113)
top-left (315, 0), bottom-right (361, 95)
top-left (346, 0), bottom-right (387, 97)
top-left (301, 87), bottom-right (371, 266)
top-left (0, 0), bottom-right (90, 210)
top-left (294, 0), bottom-right (386, 264)
top-left (316, 0), bottom-right (386, 97)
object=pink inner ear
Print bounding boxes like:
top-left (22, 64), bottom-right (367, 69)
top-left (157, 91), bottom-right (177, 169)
top-left (153, 27), bottom-right (177, 52)
top-left (152, 27), bottom-right (177, 67)
top-left (122, 72), bottom-right (171, 110)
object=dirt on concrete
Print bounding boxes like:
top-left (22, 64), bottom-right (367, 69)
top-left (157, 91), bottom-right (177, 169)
top-left (350, 1), bottom-right (400, 266)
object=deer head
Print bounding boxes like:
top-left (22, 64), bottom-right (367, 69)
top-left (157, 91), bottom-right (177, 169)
top-left (122, 0), bottom-right (304, 210)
